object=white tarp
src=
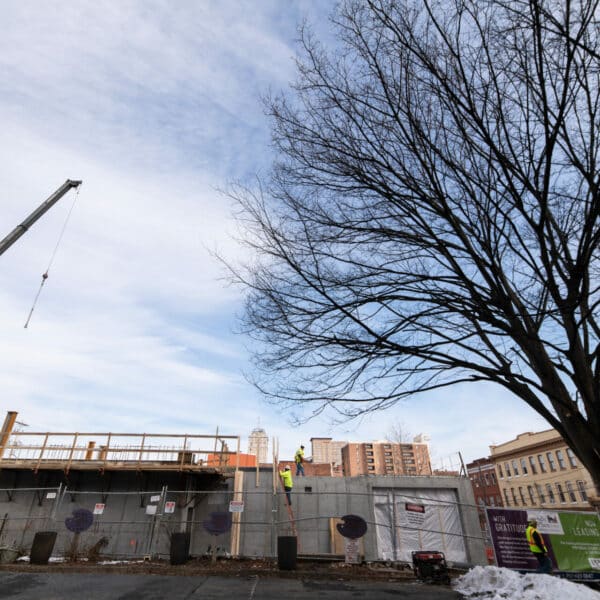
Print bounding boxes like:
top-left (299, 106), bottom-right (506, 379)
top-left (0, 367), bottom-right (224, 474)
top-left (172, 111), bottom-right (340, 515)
top-left (373, 487), bottom-right (468, 563)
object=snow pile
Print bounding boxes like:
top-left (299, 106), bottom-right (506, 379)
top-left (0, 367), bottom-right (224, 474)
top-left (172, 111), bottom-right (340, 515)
top-left (453, 566), bottom-right (600, 600)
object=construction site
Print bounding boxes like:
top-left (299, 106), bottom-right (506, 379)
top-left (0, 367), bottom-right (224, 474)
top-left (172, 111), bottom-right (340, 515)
top-left (0, 411), bottom-right (486, 570)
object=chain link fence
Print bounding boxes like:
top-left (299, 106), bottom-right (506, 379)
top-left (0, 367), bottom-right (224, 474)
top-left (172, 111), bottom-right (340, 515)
top-left (0, 481), bottom-right (487, 566)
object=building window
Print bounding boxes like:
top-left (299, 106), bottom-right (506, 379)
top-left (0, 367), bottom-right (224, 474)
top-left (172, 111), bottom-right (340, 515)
top-left (536, 484), bottom-right (545, 504)
top-left (556, 450), bottom-right (566, 470)
top-left (484, 473), bottom-right (490, 486)
top-left (368, 465), bottom-right (375, 471)
top-left (556, 483), bottom-right (566, 503)
top-left (528, 456), bottom-right (537, 475)
top-left (519, 487), bottom-right (526, 505)
top-left (546, 484), bottom-right (556, 504)
top-left (577, 480), bottom-right (588, 502)
top-left (527, 486), bottom-right (536, 505)
top-left (491, 472), bottom-right (497, 485)
top-left (566, 481), bottom-right (577, 503)
top-left (498, 464), bottom-right (504, 478)
top-left (512, 460), bottom-right (519, 476)
top-left (511, 488), bottom-right (518, 505)
top-left (505, 462), bottom-right (512, 477)
top-left (503, 489), bottom-right (511, 506)
top-left (520, 458), bottom-right (528, 475)
top-left (546, 452), bottom-right (557, 471)
top-left (567, 448), bottom-right (577, 468)
top-left (538, 455), bottom-right (547, 473)
top-left (490, 496), bottom-right (496, 507)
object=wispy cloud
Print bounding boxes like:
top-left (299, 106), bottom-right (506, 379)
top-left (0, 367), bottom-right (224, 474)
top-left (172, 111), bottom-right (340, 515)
top-left (0, 1), bottom-right (548, 465)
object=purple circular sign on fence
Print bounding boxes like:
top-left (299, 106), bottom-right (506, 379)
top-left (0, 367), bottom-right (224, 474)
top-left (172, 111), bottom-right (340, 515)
top-left (65, 508), bottom-right (94, 533)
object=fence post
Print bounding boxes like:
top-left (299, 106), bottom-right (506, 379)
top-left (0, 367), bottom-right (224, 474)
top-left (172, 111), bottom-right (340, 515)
top-left (230, 471), bottom-right (243, 557)
top-left (50, 483), bottom-right (63, 522)
top-left (271, 437), bottom-right (279, 557)
top-left (150, 485), bottom-right (167, 558)
top-left (385, 491), bottom-right (397, 560)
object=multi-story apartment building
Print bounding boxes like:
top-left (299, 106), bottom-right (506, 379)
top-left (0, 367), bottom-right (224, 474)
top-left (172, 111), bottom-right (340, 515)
top-left (467, 457), bottom-right (503, 508)
top-left (248, 427), bottom-right (269, 464)
top-left (341, 440), bottom-right (432, 476)
top-left (490, 429), bottom-right (595, 511)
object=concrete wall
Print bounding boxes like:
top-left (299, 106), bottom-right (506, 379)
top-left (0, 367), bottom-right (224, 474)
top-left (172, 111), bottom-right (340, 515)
top-left (0, 467), bottom-right (486, 566)
top-left (0, 468), bottom-right (229, 559)
top-left (238, 468), bottom-right (487, 566)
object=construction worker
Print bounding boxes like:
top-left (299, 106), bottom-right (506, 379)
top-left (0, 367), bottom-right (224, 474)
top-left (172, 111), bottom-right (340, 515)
top-left (279, 465), bottom-right (293, 506)
top-left (526, 518), bottom-right (552, 573)
top-left (294, 445), bottom-right (305, 476)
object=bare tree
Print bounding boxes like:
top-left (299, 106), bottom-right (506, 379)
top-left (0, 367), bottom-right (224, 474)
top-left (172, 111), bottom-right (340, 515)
top-left (386, 420), bottom-right (416, 474)
top-left (385, 420), bottom-right (413, 444)
top-left (229, 0), bottom-right (600, 493)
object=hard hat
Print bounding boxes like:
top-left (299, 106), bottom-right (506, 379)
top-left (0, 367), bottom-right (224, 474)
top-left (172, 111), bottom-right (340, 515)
top-left (528, 518), bottom-right (537, 525)
top-left (285, 466), bottom-right (290, 470)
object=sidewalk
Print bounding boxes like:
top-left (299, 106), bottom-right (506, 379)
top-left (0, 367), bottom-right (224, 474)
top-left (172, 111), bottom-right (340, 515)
top-left (0, 571), bottom-right (463, 599)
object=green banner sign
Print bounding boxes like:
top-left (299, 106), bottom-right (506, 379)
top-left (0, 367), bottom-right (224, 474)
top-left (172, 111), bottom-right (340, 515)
top-left (548, 512), bottom-right (600, 573)
top-left (487, 508), bottom-right (600, 581)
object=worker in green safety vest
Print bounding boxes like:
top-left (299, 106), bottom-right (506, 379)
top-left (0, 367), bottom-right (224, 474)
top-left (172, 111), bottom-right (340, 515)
top-left (294, 445), bottom-right (305, 476)
top-left (279, 465), bottom-right (293, 506)
top-left (525, 518), bottom-right (552, 573)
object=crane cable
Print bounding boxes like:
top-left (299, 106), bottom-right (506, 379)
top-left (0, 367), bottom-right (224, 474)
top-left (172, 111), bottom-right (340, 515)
top-left (24, 184), bottom-right (82, 329)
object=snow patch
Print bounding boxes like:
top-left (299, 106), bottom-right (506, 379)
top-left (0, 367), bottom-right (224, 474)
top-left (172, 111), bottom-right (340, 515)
top-left (453, 566), bottom-right (600, 600)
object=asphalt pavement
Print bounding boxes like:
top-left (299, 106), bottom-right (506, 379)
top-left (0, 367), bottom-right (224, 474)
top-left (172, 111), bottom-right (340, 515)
top-left (0, 572), bottom-right (465, 599)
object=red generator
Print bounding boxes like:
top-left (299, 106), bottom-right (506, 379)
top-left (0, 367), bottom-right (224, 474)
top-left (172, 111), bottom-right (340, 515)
top-left (411, 550), bottom-right (450, 585)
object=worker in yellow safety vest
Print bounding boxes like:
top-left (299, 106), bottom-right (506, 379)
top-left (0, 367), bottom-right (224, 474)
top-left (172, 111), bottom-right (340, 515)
top-left (294, 445), bottom-right (305, 476)
top-left (279, 465), bottom-right (293, 506)
top-left (526, 518), bottom-right (552, 573)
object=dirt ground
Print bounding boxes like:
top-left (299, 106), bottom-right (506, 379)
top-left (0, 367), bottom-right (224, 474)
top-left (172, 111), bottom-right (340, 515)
top-left (0, 556), bottom-right (456, 584)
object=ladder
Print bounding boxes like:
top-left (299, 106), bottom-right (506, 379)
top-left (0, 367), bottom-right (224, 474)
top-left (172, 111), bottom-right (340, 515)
top-left (279, 475), bottom-right (298, 537)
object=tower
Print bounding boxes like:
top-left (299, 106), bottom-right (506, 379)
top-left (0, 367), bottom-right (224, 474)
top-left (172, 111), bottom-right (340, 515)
top-left (248, 427), bottom-right (269, 464)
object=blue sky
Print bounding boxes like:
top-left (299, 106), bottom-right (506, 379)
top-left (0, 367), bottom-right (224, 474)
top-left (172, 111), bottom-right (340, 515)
top-left (0, 0), bottom-right (550, 468)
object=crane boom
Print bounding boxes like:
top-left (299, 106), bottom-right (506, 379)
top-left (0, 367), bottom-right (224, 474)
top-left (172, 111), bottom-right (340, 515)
top-left (0, 180), bottom-right (82, 257)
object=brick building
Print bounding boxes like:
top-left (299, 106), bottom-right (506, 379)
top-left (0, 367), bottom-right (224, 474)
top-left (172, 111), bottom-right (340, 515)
top-left (466, 456), bottom-right (503, 564)
top-left (277, 460), bottom-right (332, 477)
top-left (341, 441), bottom-right (432, 476)
top-left (466, 457), bottom-right (502, 508)
top-left (490, 429), bottom-right (595, 511)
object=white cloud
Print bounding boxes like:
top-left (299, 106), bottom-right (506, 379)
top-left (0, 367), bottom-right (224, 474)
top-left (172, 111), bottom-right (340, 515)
top-left (0, 1), bottom-right (558, 471)
top-left (0, 1), bottom-right (293, 441)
